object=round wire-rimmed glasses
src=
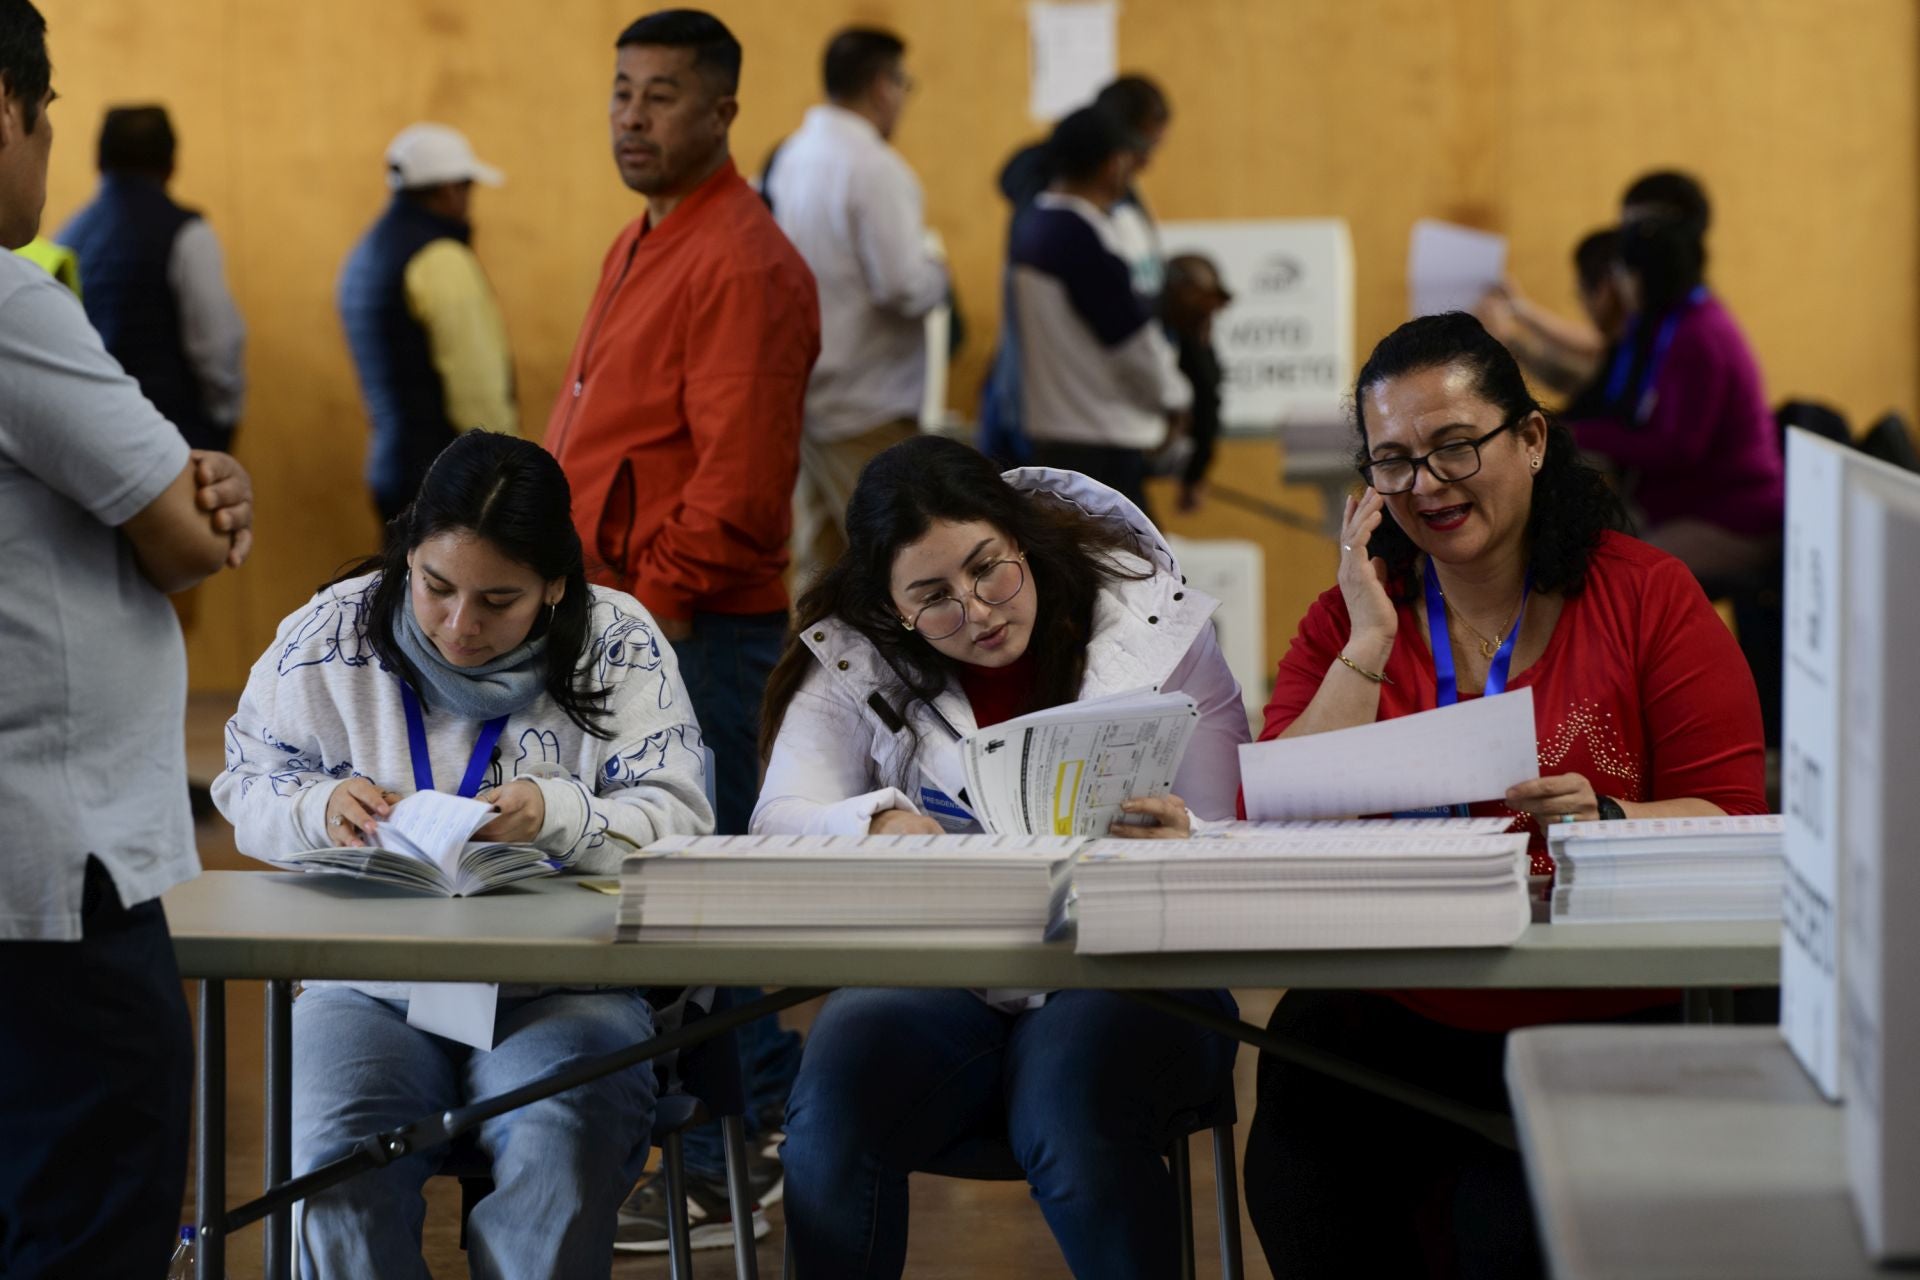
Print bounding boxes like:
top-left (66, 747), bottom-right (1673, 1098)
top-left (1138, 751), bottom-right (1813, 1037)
top-left (1357, 417), bottom-right (1520, 495)
top-left (901, 555), bottom-right (1028, 640)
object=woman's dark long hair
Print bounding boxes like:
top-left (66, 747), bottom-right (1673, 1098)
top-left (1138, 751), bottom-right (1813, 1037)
top-left (1353, 312), bottom-right (1628, 602)
top-left (1619, 214), bottom-right (1706, 320)
top-left (759, 435), bottom-right (1149, 764)
top-left (1605, 215), bottom-right (1708, 419)
top-left (328, 431), bottom-right (611, 736)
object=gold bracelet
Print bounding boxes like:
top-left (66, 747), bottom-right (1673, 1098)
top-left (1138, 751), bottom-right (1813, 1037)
top-left (1337, 653), bottom-right (1392, 685)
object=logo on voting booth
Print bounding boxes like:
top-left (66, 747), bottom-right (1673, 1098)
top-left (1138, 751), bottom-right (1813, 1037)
top-left (1250, 254), bottom-right (1303, 294)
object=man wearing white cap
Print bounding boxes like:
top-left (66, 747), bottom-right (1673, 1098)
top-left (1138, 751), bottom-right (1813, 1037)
top-left (338, 122), bottom-right (517, 521)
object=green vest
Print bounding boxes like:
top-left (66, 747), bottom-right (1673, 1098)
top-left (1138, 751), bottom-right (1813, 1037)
top-left (14, 236), bottom-right (82, 297)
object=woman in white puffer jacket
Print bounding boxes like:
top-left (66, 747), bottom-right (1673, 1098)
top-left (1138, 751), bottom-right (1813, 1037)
top-left (755, 435), bottom-right (1247, 1279)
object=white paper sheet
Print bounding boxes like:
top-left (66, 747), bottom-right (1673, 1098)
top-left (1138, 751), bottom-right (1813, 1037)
top-left (407, 981), bottom-right (499, 1052)
top-left (1214, 816), bottom-right (1518, 836)
top-left (1408, 219), bottom-right (1507, 319)
top-left (380, 790), bottom-right (496, 873)
top-left (1028, 1), bottom-right (1117, 122)
top-left (1238, 689), bottom-right (1540, 821)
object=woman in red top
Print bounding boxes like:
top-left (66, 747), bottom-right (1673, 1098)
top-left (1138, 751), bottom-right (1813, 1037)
top-left (1241, 313), bottom-right (1766, 1279)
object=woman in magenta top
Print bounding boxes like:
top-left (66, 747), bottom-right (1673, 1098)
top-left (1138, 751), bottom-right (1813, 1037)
top-left (1241, 313), bottom-right (1766, 1279)
top-left (1562, 216), bottom-right (1785, 587)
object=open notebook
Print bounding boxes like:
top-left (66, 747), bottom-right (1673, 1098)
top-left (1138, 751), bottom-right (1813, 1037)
top-left (272, 790), bottom-right (558, 897)
top-left (962, 689), bottom-right (1198, 837)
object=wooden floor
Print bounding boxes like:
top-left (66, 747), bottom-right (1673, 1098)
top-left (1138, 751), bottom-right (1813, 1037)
top-left (183, 698), bottom-right (1279, 1278)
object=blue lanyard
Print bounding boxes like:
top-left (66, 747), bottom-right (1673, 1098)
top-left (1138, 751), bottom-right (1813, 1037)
top-left (1423, 556), bottom-right (1530, 706)
top-left (399, 683), bottom-right (508, 798)
top-left (1603, 286), bottom-right (1709, 423)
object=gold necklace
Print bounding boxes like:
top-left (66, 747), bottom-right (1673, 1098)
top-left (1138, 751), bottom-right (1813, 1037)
top-left (1442, 593), bottom-right (1523, 660)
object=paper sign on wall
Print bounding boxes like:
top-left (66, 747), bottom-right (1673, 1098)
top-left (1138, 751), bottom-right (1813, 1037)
top-left (1028, 2), bottom-right (1117, 123)
top-left (1158, 219), bottom-right (1355, 432)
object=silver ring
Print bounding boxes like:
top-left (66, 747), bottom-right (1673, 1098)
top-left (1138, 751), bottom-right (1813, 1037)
top-left (1341, 544), bottom-right (1353, 553)
top-left (1557, 813), bottom-right (1579, 824)
top-left (331, 814), bottom-right (345, 827)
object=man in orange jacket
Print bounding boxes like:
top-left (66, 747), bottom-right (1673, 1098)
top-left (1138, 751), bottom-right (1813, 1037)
top-left (547, 8), bottom-right (819, 832)
top-left (546, 7), bottom-right (818, 1253)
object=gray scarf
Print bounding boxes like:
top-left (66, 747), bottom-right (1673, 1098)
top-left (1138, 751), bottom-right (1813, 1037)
top-left (394, 592), bottom-right (550, 721)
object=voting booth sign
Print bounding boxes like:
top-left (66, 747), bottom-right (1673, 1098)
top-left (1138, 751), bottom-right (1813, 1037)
top-left (1779, 428), bottom-right (1920, 1260)
top-left (1781, 430), bottom-right (1849, 1101)
top-left (1158, 219), bottom-right (1354, 433)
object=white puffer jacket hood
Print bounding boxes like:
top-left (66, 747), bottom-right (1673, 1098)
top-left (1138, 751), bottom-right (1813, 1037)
top-left (753, 467), bottom-right (1246, 836)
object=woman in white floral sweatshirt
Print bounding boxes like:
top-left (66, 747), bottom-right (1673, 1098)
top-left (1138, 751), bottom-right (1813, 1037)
top-left (213, 431), bottom-right (711, 1279)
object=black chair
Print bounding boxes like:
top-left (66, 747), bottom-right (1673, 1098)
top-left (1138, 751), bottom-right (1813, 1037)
top-left (1861, 412), bottom-right (1920, 473)
top-left (780, 1093), bottom-right (1245, 1280)
top-left (444, 989), bottom-right (763, 1280)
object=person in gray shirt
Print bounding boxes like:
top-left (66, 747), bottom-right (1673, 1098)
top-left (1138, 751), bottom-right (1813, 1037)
top-left (0, 3), bottom-right (256, 1274)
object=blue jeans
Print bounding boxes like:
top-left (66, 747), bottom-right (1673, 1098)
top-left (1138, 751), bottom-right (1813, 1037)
top-left (290, 986), bottom-right (657, 1280)
top-left (672, 611), bottom-right (804, 1177)
top-left (782, 987), bottom-right (1240, 1279)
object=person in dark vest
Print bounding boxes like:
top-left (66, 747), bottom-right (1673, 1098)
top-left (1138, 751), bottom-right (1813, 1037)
top-left (338, 123), bottom-right (518, 523)
top-left (56, 104), bottom-right (246, 452)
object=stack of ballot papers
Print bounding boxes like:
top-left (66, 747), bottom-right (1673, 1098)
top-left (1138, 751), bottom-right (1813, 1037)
top-left (617, 833), bottom-right (1083, 943)
top-left (963, 688), bottom-right (1197, 837)
top-left (1060, 820), bottom-right (1534, 954)
top-left (271, 790), bottom-right (557, 897)
top-left (1547, 814), bottom-right (1785, 924)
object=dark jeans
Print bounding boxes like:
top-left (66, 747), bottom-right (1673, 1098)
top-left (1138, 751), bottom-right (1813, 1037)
top-left (1243, 991), bottom-right (1682, 1279)
top-left (782, 987), bottom-right (1240, 1279)
top-left (671, 610), bottom-right (804, 1177)
top-left (0, 859), bottom-right (193, 1279)
top-left (671, 609), bottom-right (786, 837)
top-left (1030, 441), bottom-right (1152, 519)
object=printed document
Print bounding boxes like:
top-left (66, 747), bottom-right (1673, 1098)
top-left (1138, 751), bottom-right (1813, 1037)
top-left (963, 690), bottom-right (1198, 837)
top-left (1239, 690), bottom-right (1539, 820)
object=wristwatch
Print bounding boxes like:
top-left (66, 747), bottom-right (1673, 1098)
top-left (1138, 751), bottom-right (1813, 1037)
top-left (1596, 795), bottom-right (1626, 822)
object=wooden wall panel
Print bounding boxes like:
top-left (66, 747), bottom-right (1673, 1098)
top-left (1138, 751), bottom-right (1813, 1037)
top-left (31, 0), bottom-right (1917, 691)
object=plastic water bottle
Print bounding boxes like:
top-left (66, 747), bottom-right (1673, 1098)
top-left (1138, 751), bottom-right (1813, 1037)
top-left (166, 1225), bottom-right (196, 1278)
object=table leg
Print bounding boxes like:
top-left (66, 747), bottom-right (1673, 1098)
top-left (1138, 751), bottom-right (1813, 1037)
top-left (196, 979), bottom-right (226, 1280)
top-left (264, 981), bottom-right (293, 1280)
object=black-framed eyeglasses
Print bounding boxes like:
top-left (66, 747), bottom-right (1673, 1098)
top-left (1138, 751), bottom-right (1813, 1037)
top-left (1357, 417), bottom-right (1522, 495)
top-left (901, 555), bottom-right (1027, 640)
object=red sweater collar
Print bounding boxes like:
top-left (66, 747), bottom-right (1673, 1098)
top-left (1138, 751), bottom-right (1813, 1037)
top-left (955, 650), bottom-right (1039, 729)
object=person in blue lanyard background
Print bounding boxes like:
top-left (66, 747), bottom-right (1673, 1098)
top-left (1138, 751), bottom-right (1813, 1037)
top-left (214, 430), bottom-right (713, 1278)
top-left (1563, 215), bottom-right (1785, 590)
top-left (1475, 169), bottom-right (1712, 400)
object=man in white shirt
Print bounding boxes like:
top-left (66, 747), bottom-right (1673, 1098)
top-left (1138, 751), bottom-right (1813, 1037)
top-left (57, 104), bottom-right (248, 452)
top-left (765, 27), bottom-right (947, 565)
top-left (0, 4), bottom-right (254, 1271)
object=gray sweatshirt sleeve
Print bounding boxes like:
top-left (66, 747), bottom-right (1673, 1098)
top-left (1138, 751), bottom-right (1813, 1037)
top-left (533, 598), bottom-right (716, 873)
